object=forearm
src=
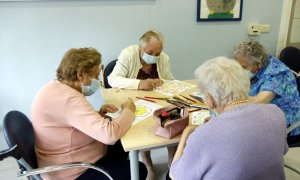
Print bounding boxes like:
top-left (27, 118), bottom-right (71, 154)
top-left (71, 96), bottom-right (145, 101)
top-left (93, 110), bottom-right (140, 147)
top-left (108, 75), bottom-right (140, 89)
top-left (249, 91), bottom-right (275, 104)
top-left (172, 126), bottom-right (197, 163)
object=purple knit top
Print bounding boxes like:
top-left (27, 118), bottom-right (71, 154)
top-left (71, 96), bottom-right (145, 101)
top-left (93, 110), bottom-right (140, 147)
top-left (170, 104), bottom-right (288, 180)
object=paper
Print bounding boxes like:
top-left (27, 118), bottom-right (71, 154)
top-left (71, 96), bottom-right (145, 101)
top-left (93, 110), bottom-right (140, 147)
top-left (105, 99), bottom-right (162, 125)
top-left (192, 111), bottom-right (210, 125)
top-left (154, 80), bottom-right (196, 96)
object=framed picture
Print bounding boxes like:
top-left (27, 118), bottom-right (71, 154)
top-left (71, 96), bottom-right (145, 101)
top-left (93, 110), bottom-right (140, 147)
top-left (197, 0), bottom-right (243, 22)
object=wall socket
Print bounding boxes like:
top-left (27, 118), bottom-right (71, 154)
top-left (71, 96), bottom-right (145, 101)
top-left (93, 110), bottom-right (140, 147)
top-left (248, 23), bottom-right (261, 35)
top-left (248, 23), bottom-right (271, 35)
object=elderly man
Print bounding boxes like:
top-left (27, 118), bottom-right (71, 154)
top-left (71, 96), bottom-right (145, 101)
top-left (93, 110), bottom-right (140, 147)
top-left (108, 30), bottom-right (175, 179)
top-left (108, 30), bottom-right (174, 90)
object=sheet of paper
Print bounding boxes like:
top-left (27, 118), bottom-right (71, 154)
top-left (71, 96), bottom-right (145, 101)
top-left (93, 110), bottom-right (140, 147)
top-left (192, 111), bottom-right (210, 125)
top-left (154, 80), bottom-right (196, 96)
top-left (133, 99), bottom-right (162, 125)
top-left (105, 99), bottom-right (162, 125)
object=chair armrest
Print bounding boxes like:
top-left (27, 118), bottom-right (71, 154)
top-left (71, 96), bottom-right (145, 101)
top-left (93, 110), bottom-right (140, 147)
top-left (285, 164), bottom-right (300, 175)
top-left (18, 162), bottom-right (113, 180)
top-left (0, 145), bottom-right (20, 161)
top-left (287, 121), bottom-right (300, 134)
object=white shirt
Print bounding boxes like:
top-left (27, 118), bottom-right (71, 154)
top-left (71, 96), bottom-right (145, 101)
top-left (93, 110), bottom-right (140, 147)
top-left (108, 45), bottom-right (174, 89)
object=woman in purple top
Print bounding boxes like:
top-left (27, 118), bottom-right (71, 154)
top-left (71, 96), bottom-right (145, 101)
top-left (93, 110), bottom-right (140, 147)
top-left (170, 57), bottom-right (288, 180)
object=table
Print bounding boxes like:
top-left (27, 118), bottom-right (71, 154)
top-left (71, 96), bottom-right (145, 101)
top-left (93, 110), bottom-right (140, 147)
top-left (101, 80), bottom-right (201, 180)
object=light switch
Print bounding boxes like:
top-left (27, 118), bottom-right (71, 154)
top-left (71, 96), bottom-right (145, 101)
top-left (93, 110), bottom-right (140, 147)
top-left (260, 24), bottom-right (271, 32)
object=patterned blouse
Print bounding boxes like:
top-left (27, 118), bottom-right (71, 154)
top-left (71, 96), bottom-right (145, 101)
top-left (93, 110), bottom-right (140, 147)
top-left (250, 56), bottom-right (300, 136)
top-left (136, 64), bottom-right (159, 80)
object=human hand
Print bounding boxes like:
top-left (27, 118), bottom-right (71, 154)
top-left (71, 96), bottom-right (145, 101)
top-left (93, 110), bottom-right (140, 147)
top-left (204, 116), bottom-right (212, 123)
top-left (152, 78), bottom-right (164, 87)
top-left (121, 98), bottom-right (136, 113)
top-left (138, 79), bottom-right (163, 90)
top-left (99, 104), bottom-right (118, 116)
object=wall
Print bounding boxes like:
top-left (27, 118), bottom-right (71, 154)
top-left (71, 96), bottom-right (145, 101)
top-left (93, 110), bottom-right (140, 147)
top-left (0, 0), bottom-right (283, 127)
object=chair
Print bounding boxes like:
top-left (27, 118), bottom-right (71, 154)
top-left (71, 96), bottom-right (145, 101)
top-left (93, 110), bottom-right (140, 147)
top-left (279, 46), bottom-right (300, 76)
top-left (103, 59), bottom-right (117, 88)
top-left (0, 110), bottom-right (113, 180)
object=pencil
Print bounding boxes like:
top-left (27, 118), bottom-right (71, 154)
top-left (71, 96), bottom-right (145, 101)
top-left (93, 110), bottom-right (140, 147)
top-left (180, 95), bottom-right (197, 103)
top-left (136, 96), bottom-right (156, 103)
top-left (188, 108), bottom-right (202, 113)
top-left (144, 96), bottom-right (169, 100)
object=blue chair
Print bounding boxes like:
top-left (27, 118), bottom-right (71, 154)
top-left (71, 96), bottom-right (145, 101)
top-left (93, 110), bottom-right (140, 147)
top-left (103, 59), bottom-right (117, 88)
top-left (0, 110), bottom-right (113, 180)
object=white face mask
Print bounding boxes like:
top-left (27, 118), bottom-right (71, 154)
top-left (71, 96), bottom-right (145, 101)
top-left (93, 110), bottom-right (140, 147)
top-left (142, 52), bottom-right (159, 64)
top-left (81, 76), bottom-right (101, 96)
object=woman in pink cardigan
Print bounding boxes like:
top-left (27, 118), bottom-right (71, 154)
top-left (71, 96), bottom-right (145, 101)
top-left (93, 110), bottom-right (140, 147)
top-left (31, 48), bottom-right (147, 180)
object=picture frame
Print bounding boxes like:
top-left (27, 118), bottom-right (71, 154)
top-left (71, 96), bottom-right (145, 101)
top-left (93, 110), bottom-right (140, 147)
top-left (197, 0), bottom-right (243, 22)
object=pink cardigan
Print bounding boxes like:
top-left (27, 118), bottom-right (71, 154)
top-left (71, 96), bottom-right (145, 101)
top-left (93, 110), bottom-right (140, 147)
top-left (31, 81), bottom-right (134, 180)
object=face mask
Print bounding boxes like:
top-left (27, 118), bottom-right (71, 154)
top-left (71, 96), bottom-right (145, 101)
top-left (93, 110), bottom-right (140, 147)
top-left (248, 70), bottom-right (256, 79)
top-left (81, 76), bottom-right (101, 96)
top-left (142, 52), bottom-right (159, 64)
top-left (209, 109), bottom-right (218, 118)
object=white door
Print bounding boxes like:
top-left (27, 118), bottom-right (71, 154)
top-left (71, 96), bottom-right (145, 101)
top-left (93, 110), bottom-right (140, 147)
top-left (277, 0), bottom-right (300, 56)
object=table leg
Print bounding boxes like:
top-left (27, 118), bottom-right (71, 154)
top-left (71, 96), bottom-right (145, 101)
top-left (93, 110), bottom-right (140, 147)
top-left (129, 150), bottom-right (139, 180)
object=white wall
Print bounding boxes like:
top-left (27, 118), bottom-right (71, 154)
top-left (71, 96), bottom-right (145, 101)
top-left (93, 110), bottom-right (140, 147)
top-left (0, 0), bottom-right (283, 125)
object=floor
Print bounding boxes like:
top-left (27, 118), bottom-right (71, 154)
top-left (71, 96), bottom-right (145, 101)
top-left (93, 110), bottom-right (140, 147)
top-left (1, 130), bottom-right (299, 180)
top-left (0, 129), bottom-right (169, 180)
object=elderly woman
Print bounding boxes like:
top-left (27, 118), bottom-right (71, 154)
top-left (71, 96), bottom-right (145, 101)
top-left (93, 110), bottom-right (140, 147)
top-left (31, 48), bottom-right (147, 180)
top-left (233, 40), bottom-right (300, 146)
top-left (170, 57), bottom-right (288, 179)
top-left (108, 30), bottom-right (175, 178)
top-left (108, 30), bottom-right (174, 90)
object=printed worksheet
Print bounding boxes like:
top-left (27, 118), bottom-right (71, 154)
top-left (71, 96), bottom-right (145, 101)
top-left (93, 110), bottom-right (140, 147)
top-left (105, 99), bottom-right (162, 125)
top-left (154, 80), bottom-right (196, 96)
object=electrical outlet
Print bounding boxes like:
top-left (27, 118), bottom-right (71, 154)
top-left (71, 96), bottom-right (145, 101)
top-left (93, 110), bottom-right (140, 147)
top-left (248, 23), bottom-right (261, 35)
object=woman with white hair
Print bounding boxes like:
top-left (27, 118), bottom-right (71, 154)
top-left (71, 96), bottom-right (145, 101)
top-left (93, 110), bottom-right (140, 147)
top-left (233, 40), bottom-right (300, 146)
top-left (170, 57), bottom-right (287, 180)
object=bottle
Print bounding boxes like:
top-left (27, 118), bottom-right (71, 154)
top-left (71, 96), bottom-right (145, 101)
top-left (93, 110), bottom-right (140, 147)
top-left (167, 107), bottom-right (181, 120)
top-left (159, 111), bottom-right (169, 127)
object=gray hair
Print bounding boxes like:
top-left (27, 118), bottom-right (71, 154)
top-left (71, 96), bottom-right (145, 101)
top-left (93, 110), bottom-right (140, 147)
top-left (194, 56), bottom-right (250, 107)
top-left (139, 30), bottom-right (164, 48)
top-left (233, 40), bottom-right (269, 66)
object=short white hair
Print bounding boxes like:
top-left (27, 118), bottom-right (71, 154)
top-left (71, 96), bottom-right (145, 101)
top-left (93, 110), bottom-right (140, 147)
top-left (139, 30), bottom-right (164, 48)
top-left (194, 56), bottom-right (250, 107)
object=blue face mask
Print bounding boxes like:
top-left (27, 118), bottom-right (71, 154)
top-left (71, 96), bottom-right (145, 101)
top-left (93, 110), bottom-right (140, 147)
top-left (81, 76), bottom-right (101, 96)
top-left (248, 71), bottom-right (256, 79)
top-left (209, 109), bottom-right (218, 118)
top-left (142, 52), bottom-right (159, 64)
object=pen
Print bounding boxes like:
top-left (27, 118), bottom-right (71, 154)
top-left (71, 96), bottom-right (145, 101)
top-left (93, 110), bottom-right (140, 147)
top-left (136, 96), bottom-right (156, 103)
top-left (145, 96), bottom-right (169, 100)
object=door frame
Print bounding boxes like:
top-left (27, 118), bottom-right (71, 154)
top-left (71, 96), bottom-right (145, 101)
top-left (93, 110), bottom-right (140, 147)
top-left (276, 0), bottom-right (293, 56)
